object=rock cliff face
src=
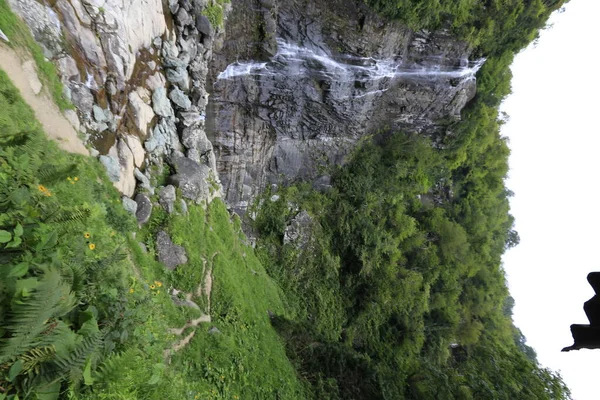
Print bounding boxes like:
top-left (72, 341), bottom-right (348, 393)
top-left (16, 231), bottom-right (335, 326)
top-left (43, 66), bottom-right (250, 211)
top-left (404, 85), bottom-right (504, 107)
top-left (10, 0), bottom-right (480, 215)
top-left (208, 0), bottom-right (481, 213)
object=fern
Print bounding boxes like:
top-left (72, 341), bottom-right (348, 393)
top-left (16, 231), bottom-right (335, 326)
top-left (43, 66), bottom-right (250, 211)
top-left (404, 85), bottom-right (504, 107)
top-left (0, 269), bottom-right (76, 363)
top-left (45, 206), bottom-right (91, 226)
top-left (20, 345), bottom-right (56, 375)
top-left (37, 163), bottom-right (79, 185)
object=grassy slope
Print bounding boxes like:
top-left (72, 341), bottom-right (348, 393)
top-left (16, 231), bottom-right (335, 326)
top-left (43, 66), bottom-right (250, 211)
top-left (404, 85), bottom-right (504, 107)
top-left (0, 0), bottom-right (71, 110)
top-left (0, 47), bottom-right (304, 400)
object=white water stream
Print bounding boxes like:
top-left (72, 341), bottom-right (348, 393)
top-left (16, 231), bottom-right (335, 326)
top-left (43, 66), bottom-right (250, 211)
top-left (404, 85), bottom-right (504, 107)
top-left (218, 39), bottom-right (485, 82)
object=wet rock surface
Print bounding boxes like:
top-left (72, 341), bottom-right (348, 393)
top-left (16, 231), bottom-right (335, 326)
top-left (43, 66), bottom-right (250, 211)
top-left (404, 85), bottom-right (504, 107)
top-left (208, 0), bottom-right (480, 214)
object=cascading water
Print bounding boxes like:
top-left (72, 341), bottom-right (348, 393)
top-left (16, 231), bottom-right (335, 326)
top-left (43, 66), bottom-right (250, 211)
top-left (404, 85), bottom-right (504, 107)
top-left (209, 38), bottom-right (483, 213)
top-left (217, 39), bottom-right (485, 99)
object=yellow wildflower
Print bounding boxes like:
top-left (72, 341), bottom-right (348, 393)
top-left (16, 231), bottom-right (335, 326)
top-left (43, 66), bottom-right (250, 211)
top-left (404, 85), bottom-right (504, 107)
top-left (89, 243), bottom-right (96, 250)
top-left (84, 232), bottom-right (91, 239)
top-left (67, 177), bottom-right (72, 181)
top-left (154, 281), bottom-right (162, 287)
top-left (156, 290), bottom-right (160, 295)
top-left (74, 177), bottom-right (79, 181)
top-left (129, 288), bottom-right (135, 293)
top-left (150, 284), bottom-right (156, 290)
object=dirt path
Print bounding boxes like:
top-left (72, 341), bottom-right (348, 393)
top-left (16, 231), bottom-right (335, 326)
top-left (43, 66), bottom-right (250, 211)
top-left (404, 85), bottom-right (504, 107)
top-left (0, 44), bottom-right (88, 155)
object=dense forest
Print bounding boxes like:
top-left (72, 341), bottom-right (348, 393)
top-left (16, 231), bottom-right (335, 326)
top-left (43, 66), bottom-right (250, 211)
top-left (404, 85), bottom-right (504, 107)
top-left (250, 0), bottom-right (572, 398)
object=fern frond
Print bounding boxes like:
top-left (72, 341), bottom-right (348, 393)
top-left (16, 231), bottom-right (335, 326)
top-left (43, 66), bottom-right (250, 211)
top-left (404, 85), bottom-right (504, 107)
top-left (20, 345), bottom-right (56, 375)
top-left (85, 248), bottom-right (127, 277)
top-left (0, 269), bottom-right (75, 362)
top-left (38, 163), bottom-right (79, 185)
top-left (45, 206), bottom-right (91, 225)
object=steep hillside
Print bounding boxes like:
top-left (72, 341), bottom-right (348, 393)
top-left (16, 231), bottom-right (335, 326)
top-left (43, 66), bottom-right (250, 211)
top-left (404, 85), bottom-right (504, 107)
top-left (0, 0), bottom-right (572, 399)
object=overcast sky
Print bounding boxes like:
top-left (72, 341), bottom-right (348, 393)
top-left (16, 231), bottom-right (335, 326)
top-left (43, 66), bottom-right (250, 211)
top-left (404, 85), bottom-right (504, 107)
top-left (501, 1), bottom-right (600, 399)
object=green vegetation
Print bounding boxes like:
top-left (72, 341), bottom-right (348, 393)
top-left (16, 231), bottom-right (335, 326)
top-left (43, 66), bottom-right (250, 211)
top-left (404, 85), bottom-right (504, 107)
top-left (0, 0), bottom-right (71, 110)
top-left (203, 0), bottom-right (230, 28)
top-left (248, 1), bottom-right (572, 398)
top-left (0, 68), bottom-right (304, 398)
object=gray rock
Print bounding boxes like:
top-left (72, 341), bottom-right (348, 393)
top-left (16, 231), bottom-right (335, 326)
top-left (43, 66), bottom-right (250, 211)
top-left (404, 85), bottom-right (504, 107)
top-left (270, 195), bottom-right (280, 202)
top-left (122, 196), bottom-right (138, 215)
top-left (90, 148), bottom-right (100, 157)
top-left (162, 39), bottom-right (179, 60)
top-left (138, 242), bottom-right (148, 253)
top-left (196, 15), bottom-right (212, 36)
top-left (159, 185), bottom-right (177, 214)
top-left (156, 230), bottom-right (188, 270)
top-left (283, 210), bottom-right (313, 248)
top-left (168, 155), bottom-right (212, 203)
top-left (179, 110), bottom-right (206, 127)
top-left (180, 199), bottom-right (188, 215)
top-left (152, 87), bottom-right (174, 118)
top-left (153, 36), bottom-right (163, 48)
top-left (99, 155), bottom-right (120, 182)
top-left (93, 105), bottom-right (108, 122)
top-left (166, 67), bottom-right (189, 90)
top-left (168, 0), bottom-right (179, 14)
top-left (134, 168), bottom-right (154, 194)
top-left (135, 193), bottom-right (153, 225)
top-left (145, 118), bottom-right (182, 156)
top-left (169, 87), bottom-right (192, 110)
top-left (208, 326), bottom-right (221, 335)
top-left (176, 7), bottom-right (193, 27)
top-left (70, 85), bottom-right (94, 118)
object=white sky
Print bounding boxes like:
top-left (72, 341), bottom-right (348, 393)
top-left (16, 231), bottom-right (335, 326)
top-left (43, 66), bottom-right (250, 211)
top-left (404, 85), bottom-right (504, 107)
top-left (501, 1), bottom-right (600, 399)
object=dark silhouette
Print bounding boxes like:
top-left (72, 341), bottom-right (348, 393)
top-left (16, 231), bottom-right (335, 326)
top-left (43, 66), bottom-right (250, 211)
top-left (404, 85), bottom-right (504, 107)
top-left (562, 272), bottom-right (600, 351)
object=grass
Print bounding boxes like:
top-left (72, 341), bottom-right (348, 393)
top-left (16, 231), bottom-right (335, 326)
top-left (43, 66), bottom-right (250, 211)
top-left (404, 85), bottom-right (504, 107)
top-left (1, 49), bottom-right (305, 398)
top-left (0, 0), bottom-right (72, 110)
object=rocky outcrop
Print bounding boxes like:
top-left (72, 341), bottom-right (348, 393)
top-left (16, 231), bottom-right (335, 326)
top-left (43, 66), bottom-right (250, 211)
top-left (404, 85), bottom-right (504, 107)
top-left (157, 230), bottom-right (188, 270)
top-left (9, 0), bottom-right (223, 206)
top-left (208, 0), bottom-right (480, 213)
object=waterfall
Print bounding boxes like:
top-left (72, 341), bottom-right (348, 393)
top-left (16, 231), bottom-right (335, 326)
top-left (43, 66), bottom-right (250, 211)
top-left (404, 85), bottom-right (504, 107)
top-left (217, 39), bottom-right (485, 83)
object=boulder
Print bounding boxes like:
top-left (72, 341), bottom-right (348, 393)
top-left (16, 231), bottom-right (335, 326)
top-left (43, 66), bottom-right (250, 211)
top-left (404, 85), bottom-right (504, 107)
top-left (166, 67), bottom-right (190, 91)
top-left (114, 140), bottom-right (136, 197)
top-left (135, 193), bottom-right (153, 225)
top-left (156, 230), bottom-right (188, 270)
top-left (70, 85), bottom-right (94, 118)
top-left (168, 155), bottom-right (212, 203)
top-left (99, 154), bottom-right (120, 182)
top-left (196, 15), bottom-right (212, 37)
top-left (152, 87), bottom-right (174, 118)
top-left (159, 185), bottom-right (177, 214)
top-left (125, 135), bottom-right (146, 168)
top-left (122, 196), bottom-right (138, 215)
top-left (134, 168), bottom-right (154, 194)
top-left (145, 118), bottom-right (182, 156)
top-left (169, 87), bottom-right (192, 110)
top-left (127, 91), bottom-right (155, 136)
top-left (283, 210), bottom-right (313, 248)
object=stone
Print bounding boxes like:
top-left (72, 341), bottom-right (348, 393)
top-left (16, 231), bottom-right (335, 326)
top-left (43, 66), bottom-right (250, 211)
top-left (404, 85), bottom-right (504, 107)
top-left (176, 7), bottom-right (193, 27)
top-left (127, 91), bottom-right (155, 137)
top-left (196, 15), bottom-right (212, 36)
top-left (70, 85), bottom-right (94, 118)
top-left (166, 67), bottom-right (189, 91)
top-left (56, 55), bottom-right (79, 81)
top-left (114, 140), bottom-right (136, 197)
top-left (145, 118), bottom-right (182, 156)
top-left (208, 326), bottom-right (221, 335)
top-left (122, 196), bottom-right (138, 215)
top-left (152, 87), bottom-right (174, 118)
top-left (179, 110), bottom-right (206, 127)
top-left (168, 155), bottom-right (212, 203)
top-left (168, 0), bottom-right (179, 14)
top-left (63, 109), bottom-right (80, 132)
top-left (125, 135), bottom-right (145, 168)
top-left (93, 105), bottom-right (108, 123)
top-left (153, 36), bottom-right (163, 48)
top-left (135, 193), bottom-right (153, 225)
top-left (22, 60), bottom-right (42, 95)
top-left (90, 148), bottom-right (100, 157)
top-left (156, 230), bottom-right (188, 270)
top-left (147, 60), bottom-right (157, 70)
top-left (180, 199), bottom-right (188, 215)
top-left (159, 185), bottom-right (177, 214)
top-left (134, 168), bottom-right (154, 194)
top-left (99, 155), bottom-right (120, 182)
top-left (283, 210), bottom-right (313, 248)
top-left (169, 87), bottom-right (192, 110)
top-left (0, 28), bottom-right (9, 42)
top-left (7, 0), bottom-right (62, 57)
top-left (270, 195), bottom-right (280, 202)
top-left (138, 242), bottom-right (148, 253)
top-left (162, 40), bottom-right (179, 60)
top-left (146, 72), bottom-right (167, 92)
